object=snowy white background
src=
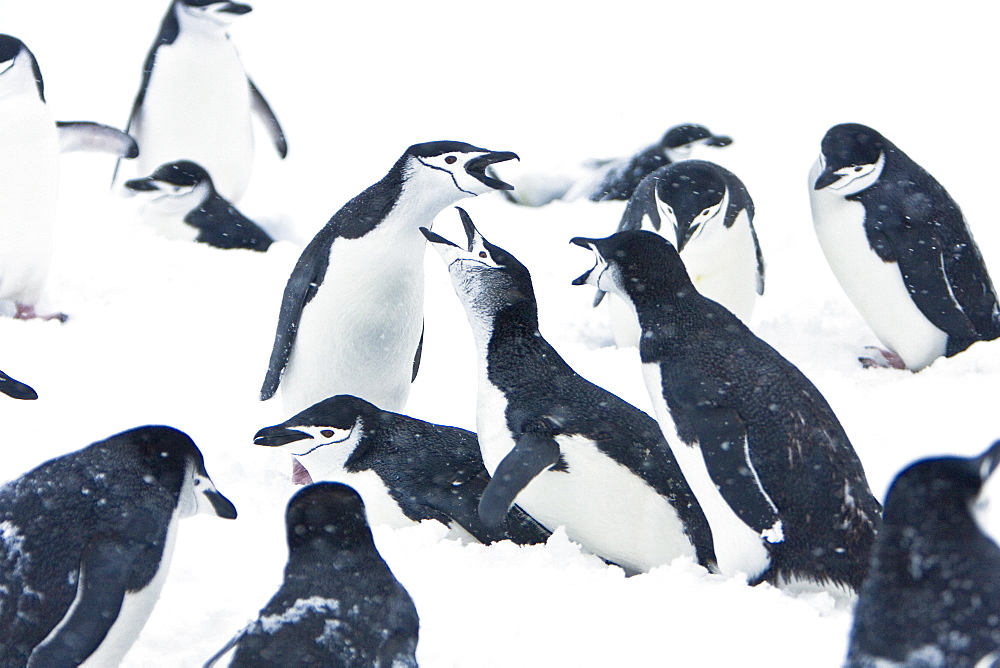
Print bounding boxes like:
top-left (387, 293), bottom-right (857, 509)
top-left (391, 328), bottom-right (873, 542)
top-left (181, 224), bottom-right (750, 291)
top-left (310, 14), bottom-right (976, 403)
top-left (2, 1), bottom-right (1000, 665)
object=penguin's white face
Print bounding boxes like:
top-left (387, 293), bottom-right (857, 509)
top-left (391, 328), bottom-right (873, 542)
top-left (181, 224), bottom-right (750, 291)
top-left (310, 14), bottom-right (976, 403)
top-left (410, 151), bottom-right (505, 198)
top-left (179, 2), bottom-right (251, 28)
top-left (177, 461), bottom-right (234, 519)
top-left (574, 244), bottom-right (620, 295)
top-left (663, 143), bottom-right (694, 162)
top-left (816, 151), bottom-right (886, 195)
top-left (283, 421), bottom-right (364, 480)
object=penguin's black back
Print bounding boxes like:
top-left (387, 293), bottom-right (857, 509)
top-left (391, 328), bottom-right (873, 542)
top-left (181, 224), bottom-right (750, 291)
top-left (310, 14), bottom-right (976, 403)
top-left (611, 232), bottom-right (880, 589)
top-left (186, 191), bottom-right (274, 251)
top-left (0, 427), bottom-right (192, 664)
top-left (590, 145), bottom-right (669, 202)
top-left (847, 446), bottom-right (1000, 667)
top-left (228, 483), bottom-right (418, 668)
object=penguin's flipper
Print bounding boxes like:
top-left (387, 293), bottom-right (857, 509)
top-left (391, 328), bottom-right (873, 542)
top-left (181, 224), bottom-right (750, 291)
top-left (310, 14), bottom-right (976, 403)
top-left (690, 406), bottom-right (783, 542)
top-left (411, 322), bottom-right (424, 382)
top-left (260, 236), bottom-right (329, 400)
top-left (0, 369), bottom-right (37, 400)
top-left (249, 78), bottom-right (288, 159)
top-left (27, 536), bottom-right (145, 668)
top-left (202, 630), bottom-right (245, 668)
top-left (752, 223), bottom-right (766, 296)
top-left (478, 424), bottom-right (561, 528)
top-left (56, 122), bottom-right (139, 159)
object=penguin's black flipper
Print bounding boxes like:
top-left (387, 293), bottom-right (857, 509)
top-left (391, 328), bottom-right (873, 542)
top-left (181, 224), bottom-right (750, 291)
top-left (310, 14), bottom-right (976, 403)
top-left (249, 78), bottom-right (287, 159)
top-left (261, 229), bottom-right (335, 400)
top-left (411, 322), bottom-right (424, 382)
top-left (689, 406), bottom-right (783, 541)
top-left (478, 425), bottom-right (561, 528)
top-left (56, 121), bottom-right (139, 159)
top-left (27, 537), bottom-right (144, 668)
top-left (0, 369), bottom-right (37, 400)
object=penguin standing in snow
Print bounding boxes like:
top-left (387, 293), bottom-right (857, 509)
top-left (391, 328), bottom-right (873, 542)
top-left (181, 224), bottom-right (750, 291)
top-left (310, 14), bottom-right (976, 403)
top-left (0, 425), bottom-right (237, 667)
top-left (847, 441), bottom-right (1000, 667)
top-left (126, 160), bottom-right (273, 251)
top-left (599, 160), bottom-right (764, 346)
top-left (0, 34), bottom-right (138, 321)
top-left (205, 483), bottom-right (419, 668)
top-left (120, 0), bottom-right (287, 203)
top-left (809, 122), bottom-right (1000, 371)
top-left (260, 141), bottom-right (518, 416)
top-left (254, 394), bottom-right (550, 545)
top-left (422, 208), bottom-right (716, 576)
top-left (572, 230), bottom-right (881, 591)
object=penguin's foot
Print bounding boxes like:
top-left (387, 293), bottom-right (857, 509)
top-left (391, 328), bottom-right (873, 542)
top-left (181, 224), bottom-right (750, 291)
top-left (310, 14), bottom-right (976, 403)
top-left (859, 346), bottom-right (907, 370)
top-left (15, 303), bottom-right (68, 323)
top-left (291, 458), bottom-right (313, 485)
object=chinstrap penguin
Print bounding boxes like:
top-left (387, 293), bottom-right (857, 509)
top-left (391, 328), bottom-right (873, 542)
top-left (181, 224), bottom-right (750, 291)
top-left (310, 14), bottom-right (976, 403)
top-left (571, 230), bottom-right (881, 591)
top-left (120, 0), bottom-right (287, 203)
top-left (421, 208), bottom-right (716, 575)
top-left (260, 141), bottom-right (518, 416)
top-left (599, 159), bottom-right (764, 346)
top-left (810, 122), bottom-right (1000, 371)
top-left (0, 34), bottom-right (138, 321)
top-left (204, 482), bottom-right (418, 668)
top-left (254, 394), bottom-right (550, 545)
top-left (0, 367), bottom-right (37, 400)
top-left (126, 160), bottom-right (274, 251)
top-left (0, 425), bottom-right (237, 667)
top-left (846, 441), bottom-right (1000, 667)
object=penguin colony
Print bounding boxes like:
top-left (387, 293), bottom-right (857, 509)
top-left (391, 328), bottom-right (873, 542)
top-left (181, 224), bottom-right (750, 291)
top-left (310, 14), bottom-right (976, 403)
top-left (0, 2), bottom-right (999, 666)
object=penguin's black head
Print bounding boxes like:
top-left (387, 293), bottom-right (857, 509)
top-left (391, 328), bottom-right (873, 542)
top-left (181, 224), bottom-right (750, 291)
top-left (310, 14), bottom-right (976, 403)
top-left (285, 482), bottom-right (376, 554)
top-left (646, 161), bottom-right (729, 250)
top-left (814, 123), bottom-right (888, 192)
top-left (100, 425), bottom-right (238, 520)
top-left (405, 141), bottom-right (519, 196)
top-left (882, 441), bottom-right (1000, 541)
top-left (570, 230), bottom-right (694, 304)
top-left (659, 124), bottom-right (732, 161)
top-left (0, 34), bottom-right (43, 101)
top-left (421, 208), bottom-right (537, 320)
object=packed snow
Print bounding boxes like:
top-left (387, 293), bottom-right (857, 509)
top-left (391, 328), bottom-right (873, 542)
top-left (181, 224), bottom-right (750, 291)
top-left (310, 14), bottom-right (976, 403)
top-left (2, 1), bottom-right (999, 666)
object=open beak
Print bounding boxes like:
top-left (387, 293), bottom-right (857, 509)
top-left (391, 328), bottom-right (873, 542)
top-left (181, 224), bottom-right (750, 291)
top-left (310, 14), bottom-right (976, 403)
top-left (254, 425), bottom-right (312, 447)
top-left (569, 236), bottom-right (602, 286)
top-left (465, 151), bottom-right (519, 191)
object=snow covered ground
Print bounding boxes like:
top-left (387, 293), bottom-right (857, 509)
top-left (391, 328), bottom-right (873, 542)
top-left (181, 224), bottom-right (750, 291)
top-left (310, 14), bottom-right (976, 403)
top-left (2, 1), bottom-right (1000, 665)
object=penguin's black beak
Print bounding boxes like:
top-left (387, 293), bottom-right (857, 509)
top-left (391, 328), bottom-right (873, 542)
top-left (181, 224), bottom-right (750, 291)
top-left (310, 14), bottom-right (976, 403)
top-left (466, 151), bottom-right (519, 191)
top-left (204, 489), bottom-right (238, 519)
top-left (456, 207), bottom-right (479, 250)
top-left (419, 227), bottom-right (460, 248)
top-left (254, 425), bottom-right (312, 447)
top-left (0, 369), bottom-right (37, 400)
top-left (814, 168), bottom-right (840, 190)
top-left (124, 177), bottom-right (160, 192)
top-left (569, 236), bottom-right (601, 285)
top-left (704, 135), bottom-right (733, 147)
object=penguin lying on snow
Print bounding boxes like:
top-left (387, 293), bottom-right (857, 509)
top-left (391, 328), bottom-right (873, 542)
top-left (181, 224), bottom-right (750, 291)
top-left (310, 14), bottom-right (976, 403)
top-left (120, 0), bottom-right (287, 204)
top-left (254, 394), bottom-right (550, 545)
top-left (126, 160), bottom-right (274, 251)
top-left (598, 160), bottom-right (764, 346)
top-left (810, 122), bottom-right (1000, 371)
top-left (847, 441), bottom-right (1000, 667)
top-left (260, 141), bottom-right (518, 416)
top-left (422, 208), bottom-right (716, 576)
top-left (0, 34), bottom-right (138, 321)
top-left (0, 425), bottom-right (237, 667)
top-left (0, 367), bottom-right (37, 400)
top-left (572, 230), bottom-right (881, 592)
top-left (501, 123), bottom-right (733, 207)
top-left (205, 482), bottom-right (419, 668)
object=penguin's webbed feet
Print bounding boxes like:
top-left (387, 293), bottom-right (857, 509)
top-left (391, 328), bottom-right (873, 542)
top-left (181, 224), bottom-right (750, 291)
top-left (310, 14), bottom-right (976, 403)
top-left (858, 346), bottom-right (907, 370)
top-left (15, 303), bottom-right (68, 323)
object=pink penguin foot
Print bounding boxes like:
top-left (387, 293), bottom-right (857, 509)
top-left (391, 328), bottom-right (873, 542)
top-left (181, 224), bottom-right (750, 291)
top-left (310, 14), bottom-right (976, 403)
top-left (858, 346), bottom-right (907, 370)
top-left (15, 303), bottom-right (68, 323)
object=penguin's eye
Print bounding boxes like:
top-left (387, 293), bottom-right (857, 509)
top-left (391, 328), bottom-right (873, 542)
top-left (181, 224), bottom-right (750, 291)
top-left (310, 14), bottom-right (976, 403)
top-left (479, 251), bottom-right (488, 259)
top-left (445, 155), bottom-right (458, 165)
top-left (320, 429), bottom-right (335, 438)
top-left (853, 166), bottom-right (863, 172)
top-left (193, 478), bottom-right (201, 487)
top-left (700, 208), bottom-right (712, 217)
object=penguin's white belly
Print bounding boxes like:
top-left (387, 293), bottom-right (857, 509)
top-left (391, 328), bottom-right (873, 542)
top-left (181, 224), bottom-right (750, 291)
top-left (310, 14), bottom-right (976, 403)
top-left (135, 38), bottom-right (253, 203)
top-left (681, 210), bottom-right (758, 323)
top-left (475, 381), bottom-right (695, 574)
top-left (641, 363), bottom-right (770, 581)
top-left (78, 516), bottom-right (179, 667)
top-left (281, 235), bottom-right (424, 415)
top-left (0, 99), bottom-right (59, 305)
top-left (808, 162), bottom-right (947, 370)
